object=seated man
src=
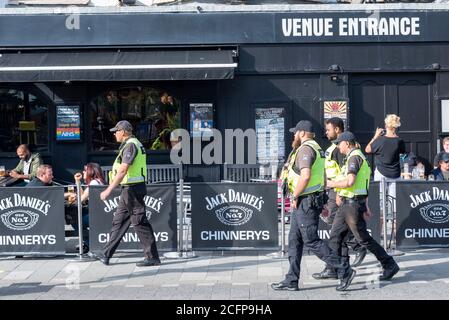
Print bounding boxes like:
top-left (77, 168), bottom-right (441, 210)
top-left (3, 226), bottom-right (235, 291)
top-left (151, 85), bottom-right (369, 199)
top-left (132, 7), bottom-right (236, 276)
top-left (432, 153), bottom-right (449, 181)
top-left (8, 144), bottom-right (43, 183)
top-left (434, 136), bottom-right (449, 169)
top-left (27, 164), bottom-right (54, 186)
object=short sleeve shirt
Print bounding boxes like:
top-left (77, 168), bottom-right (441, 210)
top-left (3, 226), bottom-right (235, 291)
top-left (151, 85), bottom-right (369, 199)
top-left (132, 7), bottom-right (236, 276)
top-left (120, 140), bottom-right (138, 165)
top-left (295, 144), bottom-right (316, 172)
top-left (346, 152), bottom-right (364, 176)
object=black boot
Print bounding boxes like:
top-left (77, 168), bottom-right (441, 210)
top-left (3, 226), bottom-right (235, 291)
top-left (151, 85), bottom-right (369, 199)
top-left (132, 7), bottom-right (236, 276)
top-left (336, 268), bottom-right (356, 291)
top-left (379, 261), bottom-right (400, 281)
top-left (351, 248), bottom-right (367, 267)
top-left (271, 281), bottom-right (299, 291)
top-left (312, 267), bottom-right (338, 280)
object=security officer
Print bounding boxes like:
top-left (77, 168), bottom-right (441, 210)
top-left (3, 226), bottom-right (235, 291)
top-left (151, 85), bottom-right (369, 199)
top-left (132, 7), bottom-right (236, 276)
top-left (313, 118), bottom-right (367, 280)
top-left (92, 120), bottom-right (160, 267)
top-left (271, 120), bottom-right (356, 292)
top-left (326, 131), bottom-right (400, 281)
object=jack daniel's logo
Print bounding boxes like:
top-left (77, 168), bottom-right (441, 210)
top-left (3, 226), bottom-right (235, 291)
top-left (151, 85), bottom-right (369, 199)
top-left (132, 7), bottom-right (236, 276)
top-left (409, 187), bottom-right (449, 224)
top-left (103, 195), bottom-right (164, 220)
top-left (205, 189), bottom-right (264, 226)
top-left (0, 194), bottom-right (51, 231)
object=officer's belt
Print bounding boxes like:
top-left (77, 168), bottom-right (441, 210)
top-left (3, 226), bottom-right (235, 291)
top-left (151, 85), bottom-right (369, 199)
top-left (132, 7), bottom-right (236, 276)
top-left (296, 191), bottom-right (324, 203)
top-left (340, 195), bottom-right (366, 204)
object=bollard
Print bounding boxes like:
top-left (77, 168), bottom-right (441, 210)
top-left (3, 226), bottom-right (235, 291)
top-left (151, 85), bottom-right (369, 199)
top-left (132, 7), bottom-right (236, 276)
top-left (381, 178), bottom-right (388, 251)
top-left (164, 179), bottom-right (196, 259)
top-left (267, 185), bottom-right (288, 260)
top-left (68, 181), bottom-right (95, 262)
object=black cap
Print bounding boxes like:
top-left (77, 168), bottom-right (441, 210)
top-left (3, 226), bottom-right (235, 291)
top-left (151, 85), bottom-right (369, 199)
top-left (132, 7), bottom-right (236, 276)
top-left (333, 131), bottom-right (356, 144)
top-left (289, 120), bottom-right (314, 133)
top-left (110, 120), bottom-right (133, 132)
top-left (440, 152), bottom-right (449, 162)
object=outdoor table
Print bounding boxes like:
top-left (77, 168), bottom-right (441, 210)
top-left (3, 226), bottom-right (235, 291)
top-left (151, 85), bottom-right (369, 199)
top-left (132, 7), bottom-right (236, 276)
top-left (0, 176), bottom-right (22, 187)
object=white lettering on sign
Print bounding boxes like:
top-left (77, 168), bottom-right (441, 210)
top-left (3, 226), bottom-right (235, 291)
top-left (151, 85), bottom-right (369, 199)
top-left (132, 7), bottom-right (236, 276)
top-left (0, 234), bottom-right (56, 245)
top-left (404, 228), bottom-right (449, 238)
top-left (200, 230), bottom-right (270, 241)
top-left (282, 17), bottom-right (420, 38)
top-left (409, 187), bottom-right (449, 208)
top-left (98, 232), bottom-right (168, 243)
top-left (282, 18), bottom-right (333, 37)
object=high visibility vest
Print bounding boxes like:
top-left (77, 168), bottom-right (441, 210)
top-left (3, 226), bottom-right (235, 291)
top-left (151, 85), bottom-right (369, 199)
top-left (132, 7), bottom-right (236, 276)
top-left (287, 140), bottom-right (325, 196)
top-left (337, 148), bottom-right (371, 198)
top-left (110, 137), bottom-right (147, 185)
top-left (325, 143), bottom-right (342, 181)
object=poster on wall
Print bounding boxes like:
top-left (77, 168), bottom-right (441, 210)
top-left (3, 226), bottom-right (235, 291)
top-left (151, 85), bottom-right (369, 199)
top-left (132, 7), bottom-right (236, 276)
top-left (323, 101), bottom-right (348, 129)
top-left (56, 105), bottom-right (81, 141)
top-left (190, 103), bottom-right (214, 138)
top-left (255, 107), bottom-right (285, 164)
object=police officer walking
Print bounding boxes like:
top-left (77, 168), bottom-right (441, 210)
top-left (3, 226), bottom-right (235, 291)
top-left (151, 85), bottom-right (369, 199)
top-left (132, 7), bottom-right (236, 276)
top-left (271, 120), bottom-right (356, 292)
top-left (326, 131), bottom-right (400, 281)
top-left (313, 118), bottom-right (367, 280)
top-left (92, 120), bottom-right (160, 267)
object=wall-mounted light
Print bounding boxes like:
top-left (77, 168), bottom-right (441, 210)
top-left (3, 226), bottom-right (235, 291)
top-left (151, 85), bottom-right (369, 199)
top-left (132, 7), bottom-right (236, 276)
top-left (328, 64), bottom-right (342, 72)
top-left (430, 63), bottom-right (441, 70)
top-left (330, 74), bottom-right (339, 82)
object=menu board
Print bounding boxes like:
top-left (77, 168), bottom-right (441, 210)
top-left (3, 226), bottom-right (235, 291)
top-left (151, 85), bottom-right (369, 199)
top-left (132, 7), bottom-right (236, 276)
top-left (56, 105), bottom-right (81, 141)
top-left (255, 108), bottom-right (285, 164)
top-left (190, 103), bottom-right (214, 138)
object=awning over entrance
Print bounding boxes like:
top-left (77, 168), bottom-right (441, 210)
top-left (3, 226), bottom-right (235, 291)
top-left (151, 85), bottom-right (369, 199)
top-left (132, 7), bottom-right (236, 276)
top-left (0, 48), bottom-right (238, 82)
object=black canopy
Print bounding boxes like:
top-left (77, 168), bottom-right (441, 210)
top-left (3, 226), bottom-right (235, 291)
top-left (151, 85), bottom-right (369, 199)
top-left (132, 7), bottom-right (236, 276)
top-left (0, 48), bottom-right (237, 82)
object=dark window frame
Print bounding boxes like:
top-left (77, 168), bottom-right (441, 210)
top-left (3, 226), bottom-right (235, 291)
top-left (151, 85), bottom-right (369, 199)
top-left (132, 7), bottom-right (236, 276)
top-left (0, 83), bottom-right (53, 157)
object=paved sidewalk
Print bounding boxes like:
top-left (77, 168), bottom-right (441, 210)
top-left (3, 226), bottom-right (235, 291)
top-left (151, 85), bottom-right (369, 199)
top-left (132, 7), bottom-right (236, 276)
top-left (1, 248), bottom-right (449, 300)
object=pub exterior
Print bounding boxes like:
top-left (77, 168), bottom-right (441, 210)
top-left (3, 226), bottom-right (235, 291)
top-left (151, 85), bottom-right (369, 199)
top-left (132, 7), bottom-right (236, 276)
top-left (0, 3), bottom-right (448, 182)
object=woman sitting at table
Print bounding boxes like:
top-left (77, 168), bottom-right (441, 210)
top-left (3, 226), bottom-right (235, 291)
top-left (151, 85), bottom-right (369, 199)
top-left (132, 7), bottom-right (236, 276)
top-left (66, 162), bottom-right (106, 252)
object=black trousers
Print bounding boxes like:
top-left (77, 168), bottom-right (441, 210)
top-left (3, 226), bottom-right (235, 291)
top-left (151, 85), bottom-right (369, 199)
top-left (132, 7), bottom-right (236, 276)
top-left (323, 190), bottom-right (364, 271)
top-left (284, 195), bottom-right (349, 285)
top-left (102, 183), bottom-right (159, 260)
top-left (329, 198), bottom-right (393, 270)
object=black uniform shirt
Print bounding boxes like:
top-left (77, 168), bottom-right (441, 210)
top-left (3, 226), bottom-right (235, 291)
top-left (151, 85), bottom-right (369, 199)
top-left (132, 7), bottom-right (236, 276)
top-left (119, 138), bottom-right (138, 165)
top-left (346, 149), bottom-right (364, 176)
top-left (295, 143), bottom-right (316, 172)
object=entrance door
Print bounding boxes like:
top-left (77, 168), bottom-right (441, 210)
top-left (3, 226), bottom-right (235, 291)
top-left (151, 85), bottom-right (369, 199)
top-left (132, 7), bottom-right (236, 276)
top-left (349, 73), bottom-right (436, 170)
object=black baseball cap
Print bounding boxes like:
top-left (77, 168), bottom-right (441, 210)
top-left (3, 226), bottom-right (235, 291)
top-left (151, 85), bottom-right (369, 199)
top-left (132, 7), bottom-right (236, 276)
top-left (333, 131), bottom-right (356, 144)
top-left (440, 152), bottom-right (449, 162)
top-left (289, 120), bottom-right (314, 133)
top-left (110, 120), bottom-right (133, 132)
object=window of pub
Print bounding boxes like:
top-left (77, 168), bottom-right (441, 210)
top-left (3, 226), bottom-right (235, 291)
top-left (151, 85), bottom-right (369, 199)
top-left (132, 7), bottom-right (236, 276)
top-left (90, 87), bottom-right (181, 151)
top-left (0, 89), bottom-right (49, 153)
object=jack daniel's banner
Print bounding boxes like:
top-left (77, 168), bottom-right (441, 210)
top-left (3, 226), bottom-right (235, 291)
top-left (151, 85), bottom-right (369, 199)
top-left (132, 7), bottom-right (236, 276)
top-left (0, 187), bottom-right (65, 255)
top-left (89, 184), bottom-right (177, 252)
top-left (318, 182), bottom-right (381, 243)
top-left (191, 182), bottom-right (279, 250)
top-left (396, 181), bottom-right (449, 248)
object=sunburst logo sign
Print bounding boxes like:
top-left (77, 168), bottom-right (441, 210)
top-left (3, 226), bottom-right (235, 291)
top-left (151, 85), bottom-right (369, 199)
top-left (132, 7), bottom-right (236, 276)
top-left (324, 101), bottom-right (347, 120)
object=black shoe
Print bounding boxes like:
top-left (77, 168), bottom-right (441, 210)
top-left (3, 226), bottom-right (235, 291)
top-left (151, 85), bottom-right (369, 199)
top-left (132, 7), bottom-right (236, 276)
top-left (312, 268), bottom-right (338, 280)
top-left (336, 268), bottom-right (356, 291)
top-left (136, 258), bottom-right (161, 267)
top-left (379, 262), bottom-right (400, 281)
top-left (76, 243), bottom-right (89, 254)
top-left (351, 248), bottom-right (367, 267)
top-left (91, 252), bottom-right (110, 266)
top-left (270, 281), bottom-right (299, 291)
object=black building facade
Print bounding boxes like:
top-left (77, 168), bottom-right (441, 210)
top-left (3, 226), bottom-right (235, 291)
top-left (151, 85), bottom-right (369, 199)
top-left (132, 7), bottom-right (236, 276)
top-left (1, 6), bottom-right (448, 181)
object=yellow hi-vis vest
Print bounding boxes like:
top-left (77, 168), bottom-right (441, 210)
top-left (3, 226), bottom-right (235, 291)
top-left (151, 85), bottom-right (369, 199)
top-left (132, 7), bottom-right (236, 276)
top-left (325, 143), bottom-right (342, 181)
top-left (287, 140), bottom-right (325, 196)
top-left (336, 148), bottom-right (371, 198)
top-left (110, 137), bottom-right (147, 185)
